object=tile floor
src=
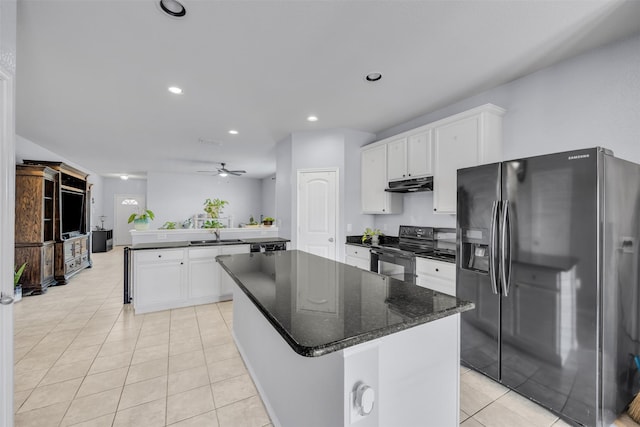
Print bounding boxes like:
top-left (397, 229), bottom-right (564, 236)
top-left (12, 246), bottom-right (640, 427)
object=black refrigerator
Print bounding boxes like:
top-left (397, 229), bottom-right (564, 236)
top-left (456, 147), bottom-right (640, 426)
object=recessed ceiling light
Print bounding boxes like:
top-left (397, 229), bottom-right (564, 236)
top-left (168, 86), bottom-right (183, 94)
top-left (307, 115), bottom-right (318, 122)
top-left (120, 175), bottom-right (129, 180)
top-left (228, 130), bottom-right (239, 135)
top-left (365, 72), bottom-right (383, 82)
top-left (159, 0), bottom-right (186, 18)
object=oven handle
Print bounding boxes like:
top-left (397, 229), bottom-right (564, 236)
top-left (370, 249), bottom-right (415, 261)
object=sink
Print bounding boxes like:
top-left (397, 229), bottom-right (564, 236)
top-left (190, 239), bottom-right (244, 246)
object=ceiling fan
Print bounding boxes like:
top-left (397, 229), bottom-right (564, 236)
top-left (197, 162), bottom-right (246, 177)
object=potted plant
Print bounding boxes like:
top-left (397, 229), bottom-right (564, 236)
top-left (160, 221), bottom-right (176, 230)
top-left (203, 198), bottom-right (228, 219)
top-left (245, 215), bottom-right (259, 228)
top-left (263, 216), bottom-right (275, 227)
top-left (362, 228), bottom-right (384, 246)
top-left (14, 263), bottom-right (26, 302)
top-left (128, 209), bottom-right (155, 230)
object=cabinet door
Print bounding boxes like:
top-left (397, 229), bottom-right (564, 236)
top-left (136, 261), bottom-right (184, 306)
top-left (43, 243), bottom-right (55, 281)
top-left (188, 248), bottom-right (221, 299)
top-left (219, 245), bottom-right (250, 298)
top-left (361, 145), bottom-right (402, 214)
top-left (433, 116), bottom-right (480, 214)
top-left (387, 138), bottom-right (407, 181)
top-left (134, 250), bottom-right (185, 309)
top-left (407, 131), bottom-right (432, 177)
top-left (416, 258), bottom-right (456, 296)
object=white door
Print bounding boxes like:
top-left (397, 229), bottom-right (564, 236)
top-left (114, 194), bottom-right (145, 246)
top-left (0, 68), bottom-right (15, 426)
top-left (297, 169), bottom-right (338, 260)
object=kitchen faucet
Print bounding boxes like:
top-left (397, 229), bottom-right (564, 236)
top-left (214, 228), bottom-right (221, 242)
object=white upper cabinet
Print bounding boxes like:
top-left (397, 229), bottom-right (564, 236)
top-left (361, 104), bottom-right (504, 216)
top-left (387, 131), bottom-right (433, 181)
top-left (407, 131), bottom-right (432, 177)
top-left (361, 144), bottom-right (403, 214)
top-left (433, 105), bottom-right (504, 214)
top-left (387, 137), bottom-right (407, 180)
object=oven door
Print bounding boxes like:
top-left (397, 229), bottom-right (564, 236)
top-left (370, 249), bottom-right (416, 283)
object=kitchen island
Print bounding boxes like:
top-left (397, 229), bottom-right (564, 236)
top-left (217, 250), bottom-right (474, 427)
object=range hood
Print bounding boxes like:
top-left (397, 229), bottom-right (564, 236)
top-left (385, 176), bottom-right (433, 193)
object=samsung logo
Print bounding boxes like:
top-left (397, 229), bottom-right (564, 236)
top-left (568, 154), bottom-right (590, 160)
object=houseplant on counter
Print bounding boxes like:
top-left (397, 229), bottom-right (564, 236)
top-left (262, 217), bottom-right (275, 227)
top-left (203, 198), bottom-right (228, 219)
top-left (14, 262), bottom-right (26, 302)
top-left (362, 228), bottom-right (384, 246)
top-left (128, 209), bottom-right (155, 230)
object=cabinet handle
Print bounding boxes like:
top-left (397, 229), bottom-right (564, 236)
top-left (433, 208), bottom-right (437, 211)
top-left (402, 174), bottom-right (406, 177)
top-left (158, 255), bottom-right (162, 258)
top-left (408, 174), bottom-right (411, 176)
top-left (180, 262), bottom-right (183, 265)
top-left (435, 268), bottom-right (439, 272)
top-left (382, 209), bottom-right (385, 212)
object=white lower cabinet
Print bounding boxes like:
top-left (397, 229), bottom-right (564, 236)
top-left (188, 247), bottom-right (222, 300)
top-left (133, 244), bottom-right (249, 314)
top-left (344, 244), bottom-right (371, 270)
top-left (416, 257), bottom-right (456, 296)
top-left (134, 249), bottom-right (187, 313)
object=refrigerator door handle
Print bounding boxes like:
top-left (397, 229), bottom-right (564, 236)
top-left (501, 200), bottom-right (512, 296)
top-left (489, 200), bottom-right (499, 295)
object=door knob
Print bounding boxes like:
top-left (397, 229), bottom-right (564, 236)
top-left (328, 237), bottom-right (334, 242)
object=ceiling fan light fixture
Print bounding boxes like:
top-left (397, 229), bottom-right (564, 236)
top-left (228, 130), bottom-right (238, 135)
top-left (219, 172), bottom-right (229, 177)
top-left (120, 175), bottom-right (129, 180)
top-left (159, 0), bottom-right (186, 17)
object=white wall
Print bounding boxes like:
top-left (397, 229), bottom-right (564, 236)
top-left (343, 129), bottom-right (376, 236)
top-left (101, 177), bottom-right (147, 230)
top-left (373, 32), bottom-right (640, 234)
top-left (261, 175), bottom-right (276, 220)
top-left (275, 135), bottom-right (293, 239)
top-left (15, 135), bottom-right (104, 229)
top-left (146, 171), bottom-right (263, 228)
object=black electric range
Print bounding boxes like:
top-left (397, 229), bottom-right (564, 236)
top-left (369, 225), bottom-right (456, 284)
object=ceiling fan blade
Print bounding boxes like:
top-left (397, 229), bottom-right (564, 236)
top-left (228, 170), bottom-right (246, 174)
top-left (229, 171), bottom-right (242, 176)
top-left (197, 170), bottom-right (219, 174)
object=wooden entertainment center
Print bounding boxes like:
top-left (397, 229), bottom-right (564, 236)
top-left (15, 160), bottom-right (92, 294)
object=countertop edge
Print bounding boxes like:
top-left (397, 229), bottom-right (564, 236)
top-left (129, 237), bottom-right (291, 250)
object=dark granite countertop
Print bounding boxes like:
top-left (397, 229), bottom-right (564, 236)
top-left (130, 241), bottom-right (191, 250)
top-left (130, 237), bottom-right (290, 251)
top-left (240, 237), bottom-right (291, 244)
top-left (217, 250), bottom-right (474, 357)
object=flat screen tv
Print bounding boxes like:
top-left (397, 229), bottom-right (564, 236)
top-left (61, 190), bottom-right (85, 237)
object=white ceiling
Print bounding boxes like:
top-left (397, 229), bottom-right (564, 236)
top-left (16, 0), bottom-right (640, 179)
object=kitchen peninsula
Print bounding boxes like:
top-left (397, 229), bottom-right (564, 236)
top-left (217, 250), bottom-right (474, 427)
top-left (125, 227), bottom-right (289, 313)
